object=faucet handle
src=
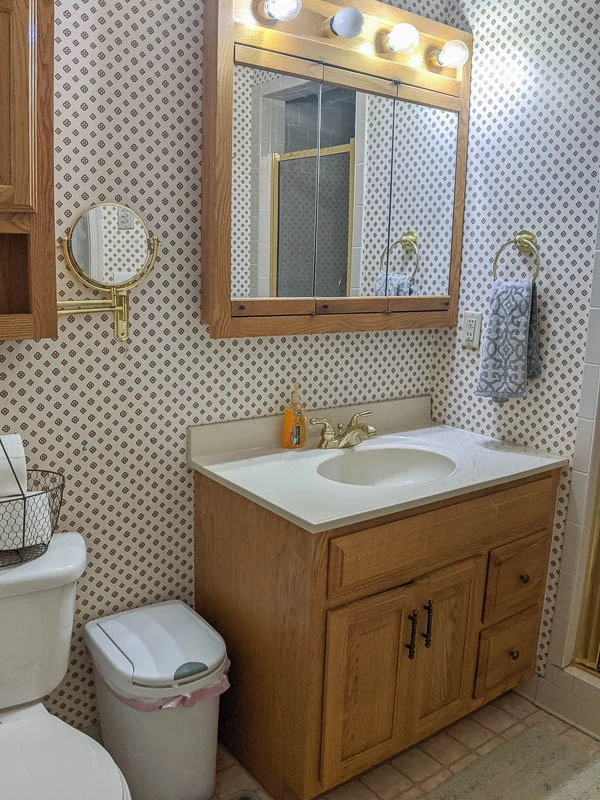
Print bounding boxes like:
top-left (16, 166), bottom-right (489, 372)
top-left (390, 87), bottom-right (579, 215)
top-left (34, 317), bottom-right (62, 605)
top-left (309, 417), bottom-right (336, 442)
top-left (348, 409), bottom-right (373, 428)
top-left (308, 417), bottom-right (335, 448)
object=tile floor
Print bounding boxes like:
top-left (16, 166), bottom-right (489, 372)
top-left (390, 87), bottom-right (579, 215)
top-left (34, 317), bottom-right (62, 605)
top-left (213, 692), bottom-right (600, 800)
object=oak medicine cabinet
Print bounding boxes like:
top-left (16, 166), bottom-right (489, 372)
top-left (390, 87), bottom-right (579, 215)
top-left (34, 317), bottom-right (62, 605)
top-left (201, 0), bottom-right (472, 338)
top-left (0, 0), bottom-right (56, 342)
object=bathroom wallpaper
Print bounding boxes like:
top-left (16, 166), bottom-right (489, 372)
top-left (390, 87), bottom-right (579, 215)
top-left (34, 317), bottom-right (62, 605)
top-left (358, 99), bottom-right (459, 296)
top-left (0, 0), bottom-right (598, 729)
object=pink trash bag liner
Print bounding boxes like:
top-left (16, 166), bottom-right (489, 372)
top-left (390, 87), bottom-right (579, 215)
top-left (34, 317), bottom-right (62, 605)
top-left (113, 662), bottom-right (230, 712)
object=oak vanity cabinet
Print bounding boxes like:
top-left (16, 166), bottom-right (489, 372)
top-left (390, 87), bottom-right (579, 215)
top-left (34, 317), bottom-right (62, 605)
top-left (194, 470), bottom-right (560, 800)
top-left (321, 557), bottom-right (486, 785)
top-left (0, 0), bottom-right (56, 341)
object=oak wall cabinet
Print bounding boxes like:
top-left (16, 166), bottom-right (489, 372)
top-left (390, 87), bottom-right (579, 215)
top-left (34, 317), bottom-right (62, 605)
top-left (0, 0), bottom-right (56, 341)
top-left (201, 0), bottom-right (472, 338)
top-left (195, 470), bottom-right (560, 800)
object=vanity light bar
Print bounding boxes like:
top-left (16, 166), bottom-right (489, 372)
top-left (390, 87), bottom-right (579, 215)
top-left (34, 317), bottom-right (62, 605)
top-left (257, 3), bottom-right (470, 67)
top-left (428, 39), bottom-right (470, 68)
top-left (322, 7), bottom-right (365, 39)
top-left (261, 0), bottom-right (302, 22)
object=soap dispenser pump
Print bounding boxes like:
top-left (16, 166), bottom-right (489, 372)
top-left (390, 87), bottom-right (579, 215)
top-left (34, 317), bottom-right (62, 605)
top-left (281, 382), bottom-right (306, 449)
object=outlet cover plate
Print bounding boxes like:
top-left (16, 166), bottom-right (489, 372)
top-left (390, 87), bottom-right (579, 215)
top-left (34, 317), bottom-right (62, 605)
top-left (462, 312), bottom-right (483, 349)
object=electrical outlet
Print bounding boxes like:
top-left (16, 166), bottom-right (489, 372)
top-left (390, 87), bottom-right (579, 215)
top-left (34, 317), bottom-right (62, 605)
top-left (462, 311), bottom-right (483, 349)
top-left (117, 209), bottom-right (135, 230)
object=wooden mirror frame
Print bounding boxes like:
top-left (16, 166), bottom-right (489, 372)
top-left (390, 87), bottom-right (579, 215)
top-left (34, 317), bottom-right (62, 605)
top-left (202, 0), bottom-right (472, 338)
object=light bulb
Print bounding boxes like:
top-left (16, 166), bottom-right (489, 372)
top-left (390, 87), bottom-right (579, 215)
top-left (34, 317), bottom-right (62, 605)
top-left (328, 7), bottom-right (364, 39)
top-left (386, 23), bottom-right (419, 53)
top-left (436, 39), bottom-right (470, 68)
top-left (262, 0), bottom-right (302, 22)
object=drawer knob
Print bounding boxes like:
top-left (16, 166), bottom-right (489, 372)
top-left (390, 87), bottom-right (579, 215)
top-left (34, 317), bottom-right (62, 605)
top-left (510, 650), bottom-right (520, 661)
top-left (519, 574), bottom-right (530, 585)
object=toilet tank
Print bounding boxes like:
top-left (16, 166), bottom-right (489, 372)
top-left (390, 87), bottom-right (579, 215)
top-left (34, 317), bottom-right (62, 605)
top-left (0, 534), bottom-right (87, 709)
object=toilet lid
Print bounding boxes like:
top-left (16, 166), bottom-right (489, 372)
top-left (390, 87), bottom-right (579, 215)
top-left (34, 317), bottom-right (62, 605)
top-left (0, 711), bottom-right (129, 799)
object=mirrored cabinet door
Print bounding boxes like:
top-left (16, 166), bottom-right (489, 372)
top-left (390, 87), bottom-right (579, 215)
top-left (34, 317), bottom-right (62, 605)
top-left (388, 101), bottom-right (459, 297)
top-left (231, 62), bottom-right (321, 300)
top-left (314, 87), bottom-right (395, 299)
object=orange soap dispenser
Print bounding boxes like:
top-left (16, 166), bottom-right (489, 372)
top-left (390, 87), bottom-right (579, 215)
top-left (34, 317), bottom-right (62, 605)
top-left (281, 382), bottom-right (306, 449)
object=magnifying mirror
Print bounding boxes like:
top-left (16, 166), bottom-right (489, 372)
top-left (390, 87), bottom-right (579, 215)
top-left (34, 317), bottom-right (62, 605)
top-left (57, 204), bottom-right (159, 340)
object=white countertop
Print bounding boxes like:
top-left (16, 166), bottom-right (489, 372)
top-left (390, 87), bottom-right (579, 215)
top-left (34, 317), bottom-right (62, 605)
top-left (188, 397), bottom-right (568, 534)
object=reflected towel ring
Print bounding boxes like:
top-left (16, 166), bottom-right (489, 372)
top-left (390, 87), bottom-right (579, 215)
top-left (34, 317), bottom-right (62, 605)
top-left (379, 231), bottom-right (420, 279)
top-left (492, 229), bottom-right (541, 281)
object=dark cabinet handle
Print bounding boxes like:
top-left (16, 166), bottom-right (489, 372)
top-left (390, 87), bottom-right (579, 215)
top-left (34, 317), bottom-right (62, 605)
top-left (510, 650), bottom-right (520, 661)
top-left (422, 600), bottom-right (434, 648)
top-left (519, 574), bottom-right (530, 585)
top-left (406, 610), bottom-right (418, 660)
top-left (239, 304), bottom-right (246, 311)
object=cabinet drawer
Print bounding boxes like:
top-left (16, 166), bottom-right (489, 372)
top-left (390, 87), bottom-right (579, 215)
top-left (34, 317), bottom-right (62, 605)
top-left (474, 606), bottom-right (540, 698)
top-left (328, 475), bottom-right (557, 603)
top-left (484, 530), bottom-right (550, 624)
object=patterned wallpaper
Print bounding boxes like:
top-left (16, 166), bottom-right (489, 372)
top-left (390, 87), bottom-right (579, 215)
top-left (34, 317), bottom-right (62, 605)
top-left (0, 0), bottom-right (597, 729)
top-left (388, 103), bottom-right (458, 297)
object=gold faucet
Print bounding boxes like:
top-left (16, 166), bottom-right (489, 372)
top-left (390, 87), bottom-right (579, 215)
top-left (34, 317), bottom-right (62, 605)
top-left (309, 410), bottom-right (377, 449)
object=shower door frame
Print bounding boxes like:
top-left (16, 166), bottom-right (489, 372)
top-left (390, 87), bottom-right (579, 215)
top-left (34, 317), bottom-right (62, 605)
top-left (270, 140), bottom-right (355, 298)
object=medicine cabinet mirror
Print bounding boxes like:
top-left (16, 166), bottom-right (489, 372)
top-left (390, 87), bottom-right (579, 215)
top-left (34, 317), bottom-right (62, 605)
top-left (57, 203), bottom-right (159, 341)
top-left (202, 0), bottom-right (471, 337)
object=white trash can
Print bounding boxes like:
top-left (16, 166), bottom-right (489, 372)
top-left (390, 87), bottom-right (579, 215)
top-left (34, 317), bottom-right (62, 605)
top-left (85, 600), bottom-right (229, 800)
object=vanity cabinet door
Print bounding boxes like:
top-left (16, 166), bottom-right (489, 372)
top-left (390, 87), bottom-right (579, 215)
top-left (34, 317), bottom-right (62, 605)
top-left (411, 556), bottom-right (487, 741)
top-left (0, 0), bottom-right (34, 210)
top-left (321, 582), bottom-right (419, 787)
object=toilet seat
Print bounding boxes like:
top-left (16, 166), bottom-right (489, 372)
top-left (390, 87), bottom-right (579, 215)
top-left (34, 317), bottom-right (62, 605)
top-left (0, 705), bottom-right (130, 799)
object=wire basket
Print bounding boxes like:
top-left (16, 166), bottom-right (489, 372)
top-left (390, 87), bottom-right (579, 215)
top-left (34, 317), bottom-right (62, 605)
top-left (0, 469), bottom-right (65, 568)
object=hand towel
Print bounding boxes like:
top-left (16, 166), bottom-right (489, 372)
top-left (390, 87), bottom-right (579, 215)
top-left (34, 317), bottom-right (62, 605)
top-left (375, 272), bottom-right (421, 296)
top-left (0, 434), bottom-right (27, 497)
top-left (476, 278), bottom-right (541, 402)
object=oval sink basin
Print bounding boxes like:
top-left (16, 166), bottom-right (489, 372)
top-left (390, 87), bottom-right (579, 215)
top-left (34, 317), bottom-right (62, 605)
top-left (317, 447), bottom-right (456, 487)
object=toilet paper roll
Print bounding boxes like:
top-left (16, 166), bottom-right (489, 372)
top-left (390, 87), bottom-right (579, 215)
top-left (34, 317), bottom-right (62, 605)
top-left (0, 492), bottom-right (52, 551)
top-left (0, 434), bottom-right (27, 497)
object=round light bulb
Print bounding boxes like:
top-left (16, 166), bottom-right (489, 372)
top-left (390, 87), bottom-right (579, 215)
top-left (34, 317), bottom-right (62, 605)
top-left (437, 39), bottom-right (470, 68)
top-left (262, 0), bottom-right (302, 22)
top-left (330, 7), bottom-right (364, 39)
top-left (386, 23), bottom-right (420, 54)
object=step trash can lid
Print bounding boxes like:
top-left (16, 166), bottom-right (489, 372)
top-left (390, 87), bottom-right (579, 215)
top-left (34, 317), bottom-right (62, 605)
top-left (84, 600), bottom-right (227, 697)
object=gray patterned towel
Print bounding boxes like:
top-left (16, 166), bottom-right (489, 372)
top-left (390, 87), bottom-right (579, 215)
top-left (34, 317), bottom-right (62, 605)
top-left (476, 278), bottom-right (541, 402)
top-left (375, 272), bottom-right (421, 296)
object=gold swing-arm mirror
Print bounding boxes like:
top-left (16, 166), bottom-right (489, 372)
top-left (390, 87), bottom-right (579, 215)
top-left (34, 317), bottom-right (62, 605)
top-left (57, 203), bottom-right (159, 341)
top-left (202, 0), bottom-right (472, 338)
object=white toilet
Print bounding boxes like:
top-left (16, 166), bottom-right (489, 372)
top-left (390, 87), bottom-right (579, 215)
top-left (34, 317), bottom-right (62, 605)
top-left (0, 533), bottom-right (131, 799)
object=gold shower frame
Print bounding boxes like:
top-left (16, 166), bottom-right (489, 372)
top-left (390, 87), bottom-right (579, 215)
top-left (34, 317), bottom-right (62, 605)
top-left (269, 140), bottom-right (355, 297)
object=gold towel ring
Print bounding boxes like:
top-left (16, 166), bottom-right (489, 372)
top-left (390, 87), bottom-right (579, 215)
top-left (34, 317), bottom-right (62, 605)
top-left (379, 231), bottom-right (420, 279)
top-left (492, 230), bottom-right (540, 281)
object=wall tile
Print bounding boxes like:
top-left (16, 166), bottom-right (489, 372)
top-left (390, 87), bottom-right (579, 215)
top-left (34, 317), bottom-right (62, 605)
top-left (514, 675), bottom-right (538, 702)
top-left (570, 670), bottom-right (600, 707)
top-left (548, 619), bottom-right (569, 668)
top-left (572, 418), bottom-right (598, 474)
top-left (567, 471), bottom-right (595, 526)
top-left (579, 364), bottom-right (600, 420)
top-left (544, 664), bottom-right (574, 694)
top-left (554, 570), bottom-right (575, 624)
top-left (584, 309), bottom-right (600, 365)
top-left (536, 676), bottom-right (577, 720)
top-left (560, 522), bottom-right (583, 576)
top-left (574, 698), bottom-right (600, 740)
top-left (591, 250), bottom-right (600, 309)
